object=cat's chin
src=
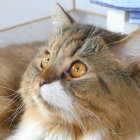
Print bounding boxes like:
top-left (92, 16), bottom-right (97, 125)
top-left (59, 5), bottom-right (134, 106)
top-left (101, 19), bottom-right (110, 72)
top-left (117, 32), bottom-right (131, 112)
top-left (40, 81), bottom-right (73, 111)
top-left (31, 81), bottom-right (78, 122)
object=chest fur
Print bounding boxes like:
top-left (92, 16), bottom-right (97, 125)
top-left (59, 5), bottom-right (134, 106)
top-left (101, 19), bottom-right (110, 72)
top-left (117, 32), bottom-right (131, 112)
top-left (6, 122), bottom-right (103, 140)
top-left (6, 123), bottom-right (140, 140)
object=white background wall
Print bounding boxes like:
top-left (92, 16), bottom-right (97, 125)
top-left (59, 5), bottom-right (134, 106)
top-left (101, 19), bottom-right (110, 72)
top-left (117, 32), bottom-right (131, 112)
top-left (0, 0), bottom-right (139, 47)
top-left (0, 0), bottom-right (73, 30)
top-left (75, 0), bottom-right (107, 16)
top-left (0, 11), bottom-right (107, 47)
top-left (0, 0), bottom-right (108, 47)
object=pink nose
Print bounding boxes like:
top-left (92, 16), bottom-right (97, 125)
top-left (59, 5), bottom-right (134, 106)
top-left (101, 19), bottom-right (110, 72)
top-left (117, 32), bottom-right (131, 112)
top-left (39, 78), bottom-right (47, 86)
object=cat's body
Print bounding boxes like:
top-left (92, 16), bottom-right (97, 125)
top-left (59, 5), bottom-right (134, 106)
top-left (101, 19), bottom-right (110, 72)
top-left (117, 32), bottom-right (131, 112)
top-left (0, 5), bottom-right (140, 140)
top-left (0, 42), bottom-right (44, 139)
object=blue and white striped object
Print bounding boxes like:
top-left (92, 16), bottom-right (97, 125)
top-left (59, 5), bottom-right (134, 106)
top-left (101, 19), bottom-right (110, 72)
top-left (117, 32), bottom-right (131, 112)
top-left (91, 0), bottom-right (140, 24)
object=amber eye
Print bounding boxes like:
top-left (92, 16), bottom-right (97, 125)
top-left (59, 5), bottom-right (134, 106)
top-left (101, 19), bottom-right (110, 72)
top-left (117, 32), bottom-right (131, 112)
top-left (70, 62), bottom-right (87, 78)
top-left (41, 54), bottom-right (50, 68)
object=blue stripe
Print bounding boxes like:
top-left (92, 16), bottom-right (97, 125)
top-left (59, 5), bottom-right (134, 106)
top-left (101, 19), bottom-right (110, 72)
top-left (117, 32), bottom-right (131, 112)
top-left (90, 0), bottom-right (140, 24)
top-left (90, 0), bottom-right (140, 11)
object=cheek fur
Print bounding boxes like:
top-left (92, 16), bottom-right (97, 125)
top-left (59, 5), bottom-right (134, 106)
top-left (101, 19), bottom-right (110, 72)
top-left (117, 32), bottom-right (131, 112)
top-left (40, 81), bottom-right (73, 112)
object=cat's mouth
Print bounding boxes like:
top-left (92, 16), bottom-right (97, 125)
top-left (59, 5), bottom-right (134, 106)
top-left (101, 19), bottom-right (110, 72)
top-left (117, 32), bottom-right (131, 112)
top-left (30, 78), bottom-right (94, 123)
top-left (40, 81), bottom-right (73, 111)
top-left (31, 79), bottom-right (73, 113)
top-left (30, 78), bottom-right (80, 122)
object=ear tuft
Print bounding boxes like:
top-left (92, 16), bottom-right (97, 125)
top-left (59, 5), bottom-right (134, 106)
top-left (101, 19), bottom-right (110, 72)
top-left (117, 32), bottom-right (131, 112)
top-left (52, 4), bottom-right (74, 29)
top-left (111, 29), bottom-right (140, 60)
top-left (110, 29), bottom-right (140, 72)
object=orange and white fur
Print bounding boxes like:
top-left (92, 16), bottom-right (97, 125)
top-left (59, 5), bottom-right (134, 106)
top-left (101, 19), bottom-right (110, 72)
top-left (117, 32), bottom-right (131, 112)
top-left (3, 5), bottom-right (140, 140)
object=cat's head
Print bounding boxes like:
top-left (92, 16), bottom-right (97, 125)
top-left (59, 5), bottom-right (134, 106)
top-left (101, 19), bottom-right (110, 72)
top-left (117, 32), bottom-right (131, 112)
top-left (21, 4), bottom-right (140, 131)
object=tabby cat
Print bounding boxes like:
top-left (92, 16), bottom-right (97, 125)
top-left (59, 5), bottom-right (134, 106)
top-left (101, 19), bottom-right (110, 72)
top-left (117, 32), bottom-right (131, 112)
top-left (1, 4), bottom-right (140, 140)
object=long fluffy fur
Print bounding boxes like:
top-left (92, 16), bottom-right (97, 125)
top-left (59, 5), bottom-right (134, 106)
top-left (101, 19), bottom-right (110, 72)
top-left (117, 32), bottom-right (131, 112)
top-left (1, 5), bottom-right (140, 140)
top-left (0, 42), bottom-right (44, 139)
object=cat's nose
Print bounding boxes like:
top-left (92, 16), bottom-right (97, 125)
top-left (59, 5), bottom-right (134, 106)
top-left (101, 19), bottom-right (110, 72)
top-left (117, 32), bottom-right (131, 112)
top-left (39, 78), bottom-right (49, 87)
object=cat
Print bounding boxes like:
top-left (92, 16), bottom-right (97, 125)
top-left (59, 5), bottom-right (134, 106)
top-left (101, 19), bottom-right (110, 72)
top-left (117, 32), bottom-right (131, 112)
top-left (1, 4), bottom-right (140, 140)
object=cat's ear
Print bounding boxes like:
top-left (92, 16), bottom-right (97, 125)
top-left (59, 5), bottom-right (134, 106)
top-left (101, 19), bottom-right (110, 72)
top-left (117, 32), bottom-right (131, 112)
top-left (52, 4), bottom-right (74, 29)
top-left (111, 29), bottom-right (140, 72)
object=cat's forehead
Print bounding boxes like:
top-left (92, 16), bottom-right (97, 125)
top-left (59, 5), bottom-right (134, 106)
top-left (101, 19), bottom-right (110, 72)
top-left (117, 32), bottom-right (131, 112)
top-left (47, 24), bottom-right (99, 57)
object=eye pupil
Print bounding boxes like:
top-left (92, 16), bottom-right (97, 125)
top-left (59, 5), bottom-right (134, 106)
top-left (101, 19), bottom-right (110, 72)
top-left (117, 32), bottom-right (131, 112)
top-left (46, 58), bottom-right (50, 62)
top-left (75, 67), bottom-right (80, 72)
top-left (43, 57), bottom-right (50, 63)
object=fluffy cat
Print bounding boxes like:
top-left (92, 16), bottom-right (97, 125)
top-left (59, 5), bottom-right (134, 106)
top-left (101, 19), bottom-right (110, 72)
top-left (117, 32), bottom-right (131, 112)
top-left (1, 4), bottom-right (140, 140)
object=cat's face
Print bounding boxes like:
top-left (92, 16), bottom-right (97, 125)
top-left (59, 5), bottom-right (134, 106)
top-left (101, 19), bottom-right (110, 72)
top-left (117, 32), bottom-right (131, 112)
top-left (22, 26), bottom-right (110, 119)
top-left (21, 5), bottom-right (140, 128)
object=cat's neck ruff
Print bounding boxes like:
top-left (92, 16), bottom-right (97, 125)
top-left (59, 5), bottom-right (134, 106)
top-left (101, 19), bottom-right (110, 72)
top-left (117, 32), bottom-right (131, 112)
top-left (6, 121), bottom-right (103, 140)
top-left (6, 121), bottom-right (140, 140)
